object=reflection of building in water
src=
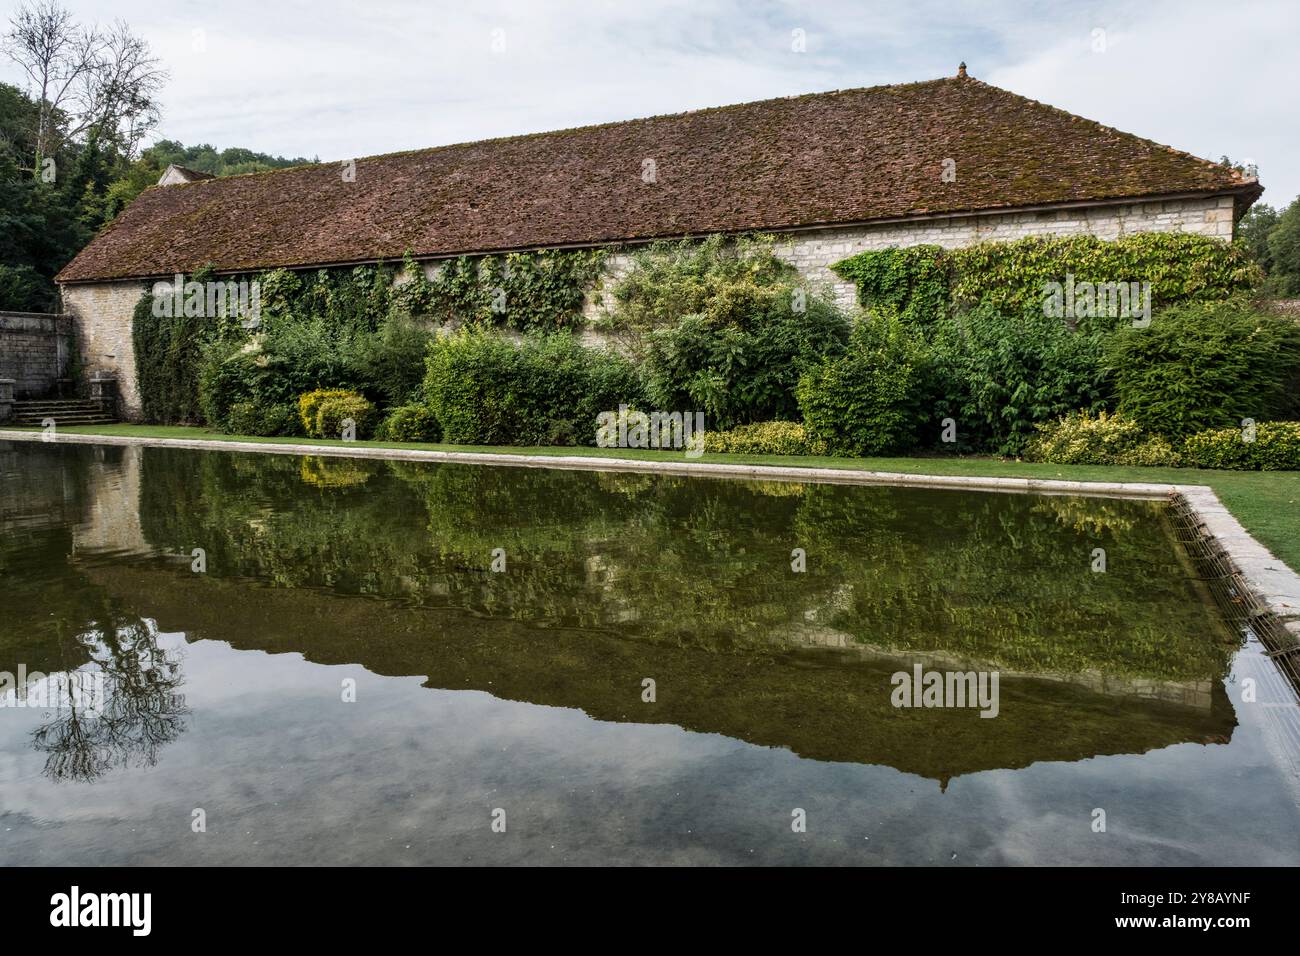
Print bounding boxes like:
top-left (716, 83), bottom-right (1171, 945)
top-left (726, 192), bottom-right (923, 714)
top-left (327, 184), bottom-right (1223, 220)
top-left (73, 443), bottom-right (148, 556)
top-left (38, 440), bottom-right (1243, 787)
top-left (83, 560), bottom-right (1238, 789)
top-left (0, 440), bottom-right (80, 536)
top-left (776, 623), bottom-right (1218, 711)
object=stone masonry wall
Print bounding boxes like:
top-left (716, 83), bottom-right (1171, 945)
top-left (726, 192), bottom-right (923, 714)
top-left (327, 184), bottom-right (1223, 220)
top-left (0, 311), bottom-right (74, 398)
top-left (584, 194), bottom-right (1236, 315)
top-left (63, 194), bottom-right (1235, 421)
top-left (60, 280), bottom-right (146, 418)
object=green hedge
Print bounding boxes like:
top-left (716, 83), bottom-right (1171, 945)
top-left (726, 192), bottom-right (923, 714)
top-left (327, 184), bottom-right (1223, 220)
top-left (377, 403), bottom-right (442, 443)
top-left (315, 394), bottom-right (377, 440)
top-left (226, 401), bottom-right (299, 437)
top-left (423, 331), bottom-right (644, 445)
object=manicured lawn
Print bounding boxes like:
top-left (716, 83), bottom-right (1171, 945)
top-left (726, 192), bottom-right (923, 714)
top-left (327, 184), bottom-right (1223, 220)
top-left (9, 422), bottom-right (1300, 571)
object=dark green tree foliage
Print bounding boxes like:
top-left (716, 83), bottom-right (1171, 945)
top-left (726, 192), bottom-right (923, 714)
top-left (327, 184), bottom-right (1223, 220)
top-left (928, 305), bottom-right (1111, 456)
top-left (1238, 203), bottom-right (1279, 274)
top-left (797, 312), bottom-right (930, 456)
top-left (1105, 300), bottom-right (1300, 438)
top-left (0, 84), bottom-right (90, 310)
top-left (1265, 199), bottom-right (1300, 296)
top-left (0, 76), bottom-right (319, 311)
top-left (142, 140), bottom-right (315, 177)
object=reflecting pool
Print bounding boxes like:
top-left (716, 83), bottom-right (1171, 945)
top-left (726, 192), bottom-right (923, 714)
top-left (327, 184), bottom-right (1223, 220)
top-left (1, 441), bottom-right (1297, 865)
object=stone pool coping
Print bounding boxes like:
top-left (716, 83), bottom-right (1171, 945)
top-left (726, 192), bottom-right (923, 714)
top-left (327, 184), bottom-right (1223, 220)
top-left (4, 427), bottom-right (1299, 637)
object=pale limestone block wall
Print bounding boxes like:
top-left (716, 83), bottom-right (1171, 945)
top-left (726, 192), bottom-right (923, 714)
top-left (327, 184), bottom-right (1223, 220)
top-left (61, 280), bottom-right (147, 418)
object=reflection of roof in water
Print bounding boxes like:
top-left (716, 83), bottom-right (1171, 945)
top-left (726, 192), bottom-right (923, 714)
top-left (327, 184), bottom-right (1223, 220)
top-left (85, 563), bottom-right (1238, 788)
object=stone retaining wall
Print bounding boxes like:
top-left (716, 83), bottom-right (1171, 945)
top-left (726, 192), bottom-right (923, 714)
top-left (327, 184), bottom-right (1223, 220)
top-left (0, 311), bottom-right (74, 398)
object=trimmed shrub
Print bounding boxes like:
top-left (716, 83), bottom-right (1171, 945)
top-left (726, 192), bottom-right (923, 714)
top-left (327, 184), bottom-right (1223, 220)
top-left (423, 330), bottom-right (644, 446)
top-left (299, 388), bottom-right (358, 436)
top-left (1182, 422), bottom-right (1300, 470)
top-left (928, 304), bottom-right (1110, 456)
top-left (1106, 300), bottom-right (1300, 439)
top-left (703, 421), bottom-right (828, 456)
top-left (226, 401), bottom-right (300, 438)
top-left (377, 403), bottom-right (442, 443)
top-left (797, 313), bottom-right (930, 456)
top-left (1024, 411), bottom-right (1182, 467)
top-left (315, 394), bottom-right (377, 440)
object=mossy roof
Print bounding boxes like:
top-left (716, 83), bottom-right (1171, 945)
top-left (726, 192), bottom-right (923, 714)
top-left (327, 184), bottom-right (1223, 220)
top-left (57, 73), bottom-right (1255, 283)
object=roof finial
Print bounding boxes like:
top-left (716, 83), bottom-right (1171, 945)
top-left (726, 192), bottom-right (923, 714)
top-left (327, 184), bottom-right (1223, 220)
top-left (957, 61), bottom-right (967, 78)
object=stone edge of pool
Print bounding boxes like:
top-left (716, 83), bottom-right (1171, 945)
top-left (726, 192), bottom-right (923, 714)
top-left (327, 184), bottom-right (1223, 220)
top-left (4, 427), bottom-right (1299, 638)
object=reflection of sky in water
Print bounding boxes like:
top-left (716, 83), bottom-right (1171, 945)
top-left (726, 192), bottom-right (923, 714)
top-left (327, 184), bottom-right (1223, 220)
top-left (2, 629), bottom-right (1297, 866)
top-left (1, 441), bottom-right (1298, 865)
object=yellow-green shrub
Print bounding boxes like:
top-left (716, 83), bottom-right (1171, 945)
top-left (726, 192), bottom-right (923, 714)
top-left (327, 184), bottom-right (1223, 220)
top-left (1182, 422), bottom-right (1300, 470)
top-left (703, 421), bottom-right (828, 456)
top-left (1024, 411), bottom-right (1182, 466)
top-left (315, 394), bottom-right (376, 440)
top-left (299, 388), bottom-right (357, 436)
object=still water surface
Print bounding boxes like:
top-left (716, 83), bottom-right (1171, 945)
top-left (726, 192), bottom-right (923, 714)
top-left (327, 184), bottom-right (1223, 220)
top-left (1, 441), bottom-right (1297, 865)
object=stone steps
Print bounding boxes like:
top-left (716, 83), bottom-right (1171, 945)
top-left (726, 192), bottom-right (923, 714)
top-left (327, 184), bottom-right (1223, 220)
top-left (10, 398), bottom-right (116, 426)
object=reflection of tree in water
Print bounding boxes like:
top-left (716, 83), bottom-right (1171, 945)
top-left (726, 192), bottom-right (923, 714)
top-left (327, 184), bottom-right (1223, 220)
top-left (32, 616), bottom-right (188, 783)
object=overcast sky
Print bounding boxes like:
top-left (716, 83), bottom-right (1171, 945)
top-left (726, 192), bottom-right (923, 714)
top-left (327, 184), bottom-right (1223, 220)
top-left (5, 0), bottom-right (1298, 207)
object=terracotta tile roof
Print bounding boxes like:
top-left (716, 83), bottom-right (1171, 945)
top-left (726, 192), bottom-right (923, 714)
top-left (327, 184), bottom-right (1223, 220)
top-left (57, 73), bottom-right (1257, 283)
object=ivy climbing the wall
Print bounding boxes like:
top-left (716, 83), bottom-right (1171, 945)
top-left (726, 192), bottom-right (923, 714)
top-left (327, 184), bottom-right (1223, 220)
top-left (133, 248), bottom-right (606, 429)
top-left (832, 233), bottom-right (1261, 322)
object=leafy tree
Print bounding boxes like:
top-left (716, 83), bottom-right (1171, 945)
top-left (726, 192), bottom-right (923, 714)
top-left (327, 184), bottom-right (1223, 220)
top-left (1265, 198), bottom-right (1300, 296)
top-left (1237, 202), bottom-right (1278, 273)
top-left (2, 1), bottom-right (166, 169)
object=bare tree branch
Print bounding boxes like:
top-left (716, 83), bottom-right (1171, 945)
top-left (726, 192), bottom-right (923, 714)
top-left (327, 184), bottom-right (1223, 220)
top-left (3, 1), bottom-right (167, 170)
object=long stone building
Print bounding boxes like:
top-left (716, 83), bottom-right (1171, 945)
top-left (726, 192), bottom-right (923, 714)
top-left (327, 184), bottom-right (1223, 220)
top-left (56, 67), bottom-right (1262, 419)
